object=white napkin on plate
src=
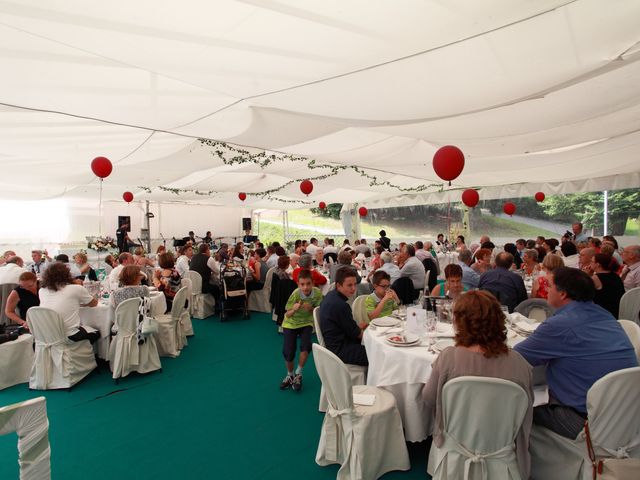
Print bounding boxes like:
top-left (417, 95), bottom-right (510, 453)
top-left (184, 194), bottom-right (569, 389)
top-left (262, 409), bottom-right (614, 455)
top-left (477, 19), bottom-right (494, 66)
top-left (509, 312), bottom-right (531, 323)
top-left (353, 393), bottom-right (376, 406)
top-left (515, 320), bottom-right (540, 333)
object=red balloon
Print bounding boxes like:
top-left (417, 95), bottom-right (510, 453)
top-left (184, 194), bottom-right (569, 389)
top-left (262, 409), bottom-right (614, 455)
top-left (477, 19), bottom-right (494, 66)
top-left (503, 202), bottom-right (516, 216)
top-left (238, 192), bottom-right (247, 201)
top-left (319, 201), bottom-right (327, 210)
top-left (91, 156), bottom-right (112, 178)
top-left (535, 192), bottom-right (545, 202)
top-left (358, 206), bottom-right (368, 217)
top-left (432, 145), bottom-right (465, 184)
top-left (300, 179), bottom-right (314, 196)
top-left (461, 189), bottom-right (479, 208)
top-left (122, 191), bottom-right (134, 203)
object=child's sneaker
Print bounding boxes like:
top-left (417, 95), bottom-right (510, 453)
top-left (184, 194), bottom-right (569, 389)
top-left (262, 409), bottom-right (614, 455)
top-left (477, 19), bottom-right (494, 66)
top-left (280, 375), bottom-right (293, 390)
top-left (292, 374), bottom-right (303, 392)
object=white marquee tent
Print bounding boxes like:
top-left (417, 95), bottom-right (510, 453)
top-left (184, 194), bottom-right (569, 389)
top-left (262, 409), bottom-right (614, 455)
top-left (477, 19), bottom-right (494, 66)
top-left (1, 0), bottom-right (640, 215)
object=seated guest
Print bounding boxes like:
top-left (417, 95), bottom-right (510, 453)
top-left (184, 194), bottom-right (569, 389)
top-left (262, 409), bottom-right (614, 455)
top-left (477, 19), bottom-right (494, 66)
top-left (514, 267), bottom-right (637, 439)
top-left (478, 252), bottom-right (527, 312)
top-left (455, 235), bottom-right (466, 251)
top-left (292, 253), bottom-right (327, 287)
top-left (0, 256), bottom-right (27, 284)
top-left (531, 253), bottom-right (564, 299)
top-left (423, 290), bottom-right (533, 480)
top-left (289, 253), bottom-right (300, 271)
top-left (578, 247), bottom-right (595, 270)
top-left (215, 243), bottom-right (229, 263)
top-left (0, 250), bottom-right (16, 266)
top-left (399, 244), bottom-right (425, 293)
top-left (27, 249), bottom-right (51, 275)
top-left (313, 247), bottom-right (324, 267)
top-left (354, 239), bottom-right (371, 256)
top-left (319, 267), bottom-right (368, 366)
top-left (73, 252), bottom-right (98, 281)
top-left (38, 262), bottom-right (100, 343)
top-left (103, 254), bottom-right (117, 275)
top-left (375, 251), bottom-right (401, 284)
top-left (108, 252), bottom-right (135, 290)
top-left (153, 252), bottom-right (182, 313)
top-left (54, 254), bottom-right (82, 279)
top-left (274, 255), bottom-right (292, 280)
top-left (265, 246), bottom-right (279, 269)
top-left (189, 243), bottom-right (221, 299)
top-left (133, 247), bottom-right (155, 268)
top-left (457, 248), bottom-right (479, 289)
top-left (588, 237), bottom-right (602, 252)
top-left (431, 264), bottom-right (466, 300)
top-left (339, 239), bottom-right (351, 254)
top-left (246, 248), bottom-right (269, 294)
top-left (414, 241), bottom-right (431, 262)
top-left (525, 239), bottom-right (536, 249)
top-left (231, 242), bottom-right (245, 261)
top-left (560, 241), bottom-right (579, 268)
top-left (329, 250), bottom-right (361, 284)
top-left (4, 271), bottom-right (39, 329)
top-left (175, 244), bottom-right (193, 277)
top-left (280, 269), bottom-right (323, 391)
top-left (589, 254), bottom-right (625, 318)
top-left (323, 238), bottom-right (338, 255)
top-left (621, 244), bottom-right (640, 291)
top-left (471, 248), bottom-right (492, 275)
top-left (521, 248), bottom-right (540, 276)
top-left (366, 271), bottom-right (399, 320)
top-left (369, 245), bottom-right (384, 271)
top-left (111, 265), bottom-right (150, 308)
top-left (504, 243), bottom-right (522, 269)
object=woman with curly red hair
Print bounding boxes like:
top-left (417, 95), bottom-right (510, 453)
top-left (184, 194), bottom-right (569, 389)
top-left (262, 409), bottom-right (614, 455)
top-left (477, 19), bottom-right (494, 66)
top-left (422, 290), bottom-right (534, 478)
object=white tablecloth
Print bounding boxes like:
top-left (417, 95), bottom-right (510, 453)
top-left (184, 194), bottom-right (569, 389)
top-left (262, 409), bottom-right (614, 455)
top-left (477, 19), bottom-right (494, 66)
top-left (364, 320), bottom-right (540, 442)
top-left (79, 292), bottom-right (167, 360)
top-left (0, 334), bottom-right (34, 390)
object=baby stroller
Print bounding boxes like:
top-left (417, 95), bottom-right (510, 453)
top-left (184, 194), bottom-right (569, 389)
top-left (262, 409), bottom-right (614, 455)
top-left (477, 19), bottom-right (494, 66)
top-left (219, 264), bottom-right (250, 321)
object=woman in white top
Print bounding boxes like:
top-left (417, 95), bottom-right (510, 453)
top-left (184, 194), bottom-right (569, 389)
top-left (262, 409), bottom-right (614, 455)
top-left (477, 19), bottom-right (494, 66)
top-left (38, 262), bottom-right (99, 343)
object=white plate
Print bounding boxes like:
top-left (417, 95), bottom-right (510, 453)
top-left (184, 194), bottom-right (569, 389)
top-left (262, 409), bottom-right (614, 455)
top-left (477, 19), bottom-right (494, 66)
top-left (432, 339), bottom-right (455, 352)
top-left (385, 332), bottom-right (420, 345)
top-left (371, 317), bottom-right (401, 328)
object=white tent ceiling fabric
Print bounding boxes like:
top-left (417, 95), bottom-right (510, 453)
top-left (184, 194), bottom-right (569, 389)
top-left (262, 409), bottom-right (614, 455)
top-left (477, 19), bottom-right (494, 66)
top-left (1, 0), bottom-right (639, 209)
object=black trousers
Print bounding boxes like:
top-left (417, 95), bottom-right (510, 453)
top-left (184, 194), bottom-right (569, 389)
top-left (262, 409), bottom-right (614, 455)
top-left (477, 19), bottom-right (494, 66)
top-left (68, 326), bottom-right (100, 344)
top-left (337, 344), bottom-right (369, 366)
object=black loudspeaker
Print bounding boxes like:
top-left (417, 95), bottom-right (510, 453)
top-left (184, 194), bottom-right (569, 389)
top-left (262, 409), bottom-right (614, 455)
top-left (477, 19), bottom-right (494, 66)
top-left (242, 217), bottom-right (252, 231)
top-left (118, 216), bottom-right (131, 232)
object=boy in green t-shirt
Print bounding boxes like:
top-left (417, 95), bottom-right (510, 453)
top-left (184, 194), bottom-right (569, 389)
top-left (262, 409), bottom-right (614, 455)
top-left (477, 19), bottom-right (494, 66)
top-left (280, 269), bottom-right (323, 392)
top-left (365, 270), bottom-right (400, 321)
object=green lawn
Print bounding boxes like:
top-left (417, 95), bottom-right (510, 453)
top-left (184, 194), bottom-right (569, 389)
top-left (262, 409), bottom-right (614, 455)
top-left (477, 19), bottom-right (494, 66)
top-left (625, 218), bottom-right (640, 235)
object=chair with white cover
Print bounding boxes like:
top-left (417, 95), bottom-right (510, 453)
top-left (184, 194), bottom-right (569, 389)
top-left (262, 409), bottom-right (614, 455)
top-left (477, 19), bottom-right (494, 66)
top-left (0, 334), bottom-right (34, 390)
top-left (314, 307), bottom-right (367, 412)
top-left (351, 295), bottom-right (369, 325)
top-left (154, 287), bottom-right (188, 358)
top-left (108, 298), bottom-right (161, 380)
top-left (619, 287), bottom-right (640, 324)
top-left (183, 271), bottom-right (214, 322)
top-left (26, 307), bottom-right (96, 390)
top-left (176, 277), bottom-right (194, 336)
top-left (530, 367), bottom-right (640, 480)
top-left (313, 343), bottom-right (410, 480)
top-left (618, 319), bottom-right (640, 362)
top-left (0, 396), bottom-right (51, 480)
top-left (514, 299), bottom-right (555, 322)
top-left (428, 376), bottom-right (529, 480)
top-left (247, 267), bottom-right (275, 313)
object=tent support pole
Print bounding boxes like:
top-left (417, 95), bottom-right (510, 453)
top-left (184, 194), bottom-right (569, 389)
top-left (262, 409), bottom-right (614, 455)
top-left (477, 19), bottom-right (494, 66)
top-left (603, 190), bottom-right (608, 235)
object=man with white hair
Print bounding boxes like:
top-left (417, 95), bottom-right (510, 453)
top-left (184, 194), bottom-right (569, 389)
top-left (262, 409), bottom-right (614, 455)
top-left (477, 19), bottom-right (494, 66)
top-left (376, 251), bottom-right (401, 284)
top-left (621, 245), bottom-right (640, 291)
top-left (0, 250), bottom-right (16, 267)
top-left (27, 249), bottom-right (52, 275)
top-left (0, 256), bottom-right (27, 284)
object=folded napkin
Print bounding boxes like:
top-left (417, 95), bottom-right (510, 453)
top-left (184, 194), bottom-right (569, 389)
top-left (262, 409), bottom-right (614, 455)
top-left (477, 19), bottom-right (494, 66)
top-left (353, 393), bottom-right (376, 406)
top-left (509, 312), bottom-right (530, 323)
top-left (515, 320), bottom-right (540, 333)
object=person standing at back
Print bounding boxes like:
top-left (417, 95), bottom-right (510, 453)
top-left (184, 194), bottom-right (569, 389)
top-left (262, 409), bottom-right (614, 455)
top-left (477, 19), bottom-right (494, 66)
top-left (378, 230), bottom-right (391, 251)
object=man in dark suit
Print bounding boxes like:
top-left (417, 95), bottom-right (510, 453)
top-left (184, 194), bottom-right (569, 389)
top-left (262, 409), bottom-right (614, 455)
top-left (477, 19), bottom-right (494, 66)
top-left (478, 252), bottom-right (527, 312)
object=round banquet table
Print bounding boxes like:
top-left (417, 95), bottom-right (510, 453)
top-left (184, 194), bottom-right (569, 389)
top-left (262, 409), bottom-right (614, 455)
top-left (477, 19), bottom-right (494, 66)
top-left (79, 292), bottom-right (167, 360)
top-left (0, 333), bottom-right (34, 390)
top-left (363, 318), bottom-right (543, 442)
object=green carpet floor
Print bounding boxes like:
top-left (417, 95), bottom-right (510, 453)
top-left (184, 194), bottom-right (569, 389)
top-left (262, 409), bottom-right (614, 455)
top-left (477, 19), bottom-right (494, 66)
top-left (0, 313), bottom-right (431, 479)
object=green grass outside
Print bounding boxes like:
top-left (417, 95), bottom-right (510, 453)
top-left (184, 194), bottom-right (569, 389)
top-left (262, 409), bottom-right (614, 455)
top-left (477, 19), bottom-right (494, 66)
top-left (625, 218), bottom-right (640, 235)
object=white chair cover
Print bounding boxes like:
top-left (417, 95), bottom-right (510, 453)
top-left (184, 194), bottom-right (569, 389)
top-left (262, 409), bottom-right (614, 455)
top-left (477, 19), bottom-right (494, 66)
top-left (313, 307), bottom-right (366, 412)
top-left (0, 334), bottom-right (34, 390)
top-left (619, 319), bottom-right (640, 362)
top-left (109, 298), bottom-right (161, 379)
top-left (530, 367), bottom-right (640, 480)
top-left (178, 276), bottom-right (195, 335)
top-left (247, 267), bottom-right (275, 313)
top-left (0, 396), bottom-right (50, 480)
top-left (27, 307), bottom-right (96, 390)
top-left (514, 299), bottom-right (555, 322)
top-left (154, 287), bottom-right (188, 358)
top-left (1, 283), bottom-right (17, 326)
top-left (313, 344), bottom-right (409, 480)
top-left (424, 270), bottom-right (431, 295)
top-left (183, 271), bottom-right (215, 322)
top-left (429, 376), bottom-right (529, 480)
top-left (351, 295), bottom-right (369, 325)
top-left (619, 287), bottom-right (640, 324)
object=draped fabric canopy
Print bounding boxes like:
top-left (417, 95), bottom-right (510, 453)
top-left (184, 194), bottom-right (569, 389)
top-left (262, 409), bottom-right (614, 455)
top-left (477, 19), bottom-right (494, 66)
top-left (1, 0), bottom-right (639, 208)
